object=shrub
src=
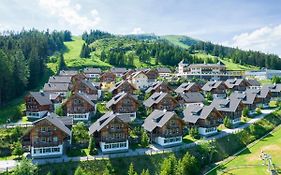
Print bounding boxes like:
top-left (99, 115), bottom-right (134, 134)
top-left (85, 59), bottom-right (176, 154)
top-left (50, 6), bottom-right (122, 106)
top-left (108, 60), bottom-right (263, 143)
top-left (223, 116), bottom-right (232, 129)
top-left (189, 127), bottom-right (200, 139)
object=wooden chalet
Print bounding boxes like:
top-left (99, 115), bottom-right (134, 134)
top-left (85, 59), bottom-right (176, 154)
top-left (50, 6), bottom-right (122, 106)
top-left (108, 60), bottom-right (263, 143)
top-left (109, 80), bottom-right (137, 95)
top-left (143, 92), bottom-right (178, 111)
top-left (145, 81), bottom-right (173, 94)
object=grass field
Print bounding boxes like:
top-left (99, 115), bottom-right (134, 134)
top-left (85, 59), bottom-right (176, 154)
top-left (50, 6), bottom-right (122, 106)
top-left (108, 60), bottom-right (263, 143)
top-left (209, 126), bottom-right (281, 175)
top-left (161, 35), bottom-right (192, 49)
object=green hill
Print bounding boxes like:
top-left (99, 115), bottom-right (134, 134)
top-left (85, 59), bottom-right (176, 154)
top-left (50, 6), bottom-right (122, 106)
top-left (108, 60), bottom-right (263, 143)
top-left (161, 35), bottom-right (199, 49)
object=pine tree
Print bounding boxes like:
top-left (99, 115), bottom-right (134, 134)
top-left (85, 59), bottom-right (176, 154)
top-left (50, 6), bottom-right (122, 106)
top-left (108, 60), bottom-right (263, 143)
top-left (12, 141), bottom-right (24, 158)
top-left (13, 158), bottom-right (37, 175)
top-left (57, 53), bottom-right (67, 74)
top-left (128, 163), bottom-right (136, 175)
top-left (177, 152), bottom-right (199, 175)
top-left (141, 130), bottom-right (149, 147)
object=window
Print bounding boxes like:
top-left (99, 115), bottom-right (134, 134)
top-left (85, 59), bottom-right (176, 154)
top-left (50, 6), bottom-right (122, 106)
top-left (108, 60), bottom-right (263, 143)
top-left (53, 137), bottom-right (58, 142)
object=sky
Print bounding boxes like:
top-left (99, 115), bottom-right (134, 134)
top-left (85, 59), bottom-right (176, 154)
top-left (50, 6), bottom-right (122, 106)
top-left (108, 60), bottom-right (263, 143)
top-left (1, 0), bottom-right (281, 56)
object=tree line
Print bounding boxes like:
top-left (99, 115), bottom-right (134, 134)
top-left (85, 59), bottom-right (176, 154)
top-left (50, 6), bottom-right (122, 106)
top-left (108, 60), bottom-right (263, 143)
top-left (189, 41), bottom-right (281, 69)
top-left (0, 29), bottom-right (71, 106)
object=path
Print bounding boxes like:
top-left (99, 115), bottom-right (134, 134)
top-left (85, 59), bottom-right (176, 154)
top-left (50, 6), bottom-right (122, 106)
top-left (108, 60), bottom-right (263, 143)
top-left (0, 109), bottom-right (276, 172)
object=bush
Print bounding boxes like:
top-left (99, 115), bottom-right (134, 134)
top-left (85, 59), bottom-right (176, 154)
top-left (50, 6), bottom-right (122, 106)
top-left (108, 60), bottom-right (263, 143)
top-left (223, 116), bottom-right (232, 129)
top-left (189, 127), bottom-right (200, 139)
top-left (256, 108), bottom-right (262, 114)
top-left (242, 107), bottom-right (249, 117)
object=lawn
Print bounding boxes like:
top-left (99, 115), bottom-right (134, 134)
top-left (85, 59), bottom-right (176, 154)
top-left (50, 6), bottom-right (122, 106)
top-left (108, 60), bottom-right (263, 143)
top-left (208, 126), bottom-right (281, 175)
top-left (161, 35), bottom-right (191, 49)
top-left (220, 59), bottom-right (258, 71)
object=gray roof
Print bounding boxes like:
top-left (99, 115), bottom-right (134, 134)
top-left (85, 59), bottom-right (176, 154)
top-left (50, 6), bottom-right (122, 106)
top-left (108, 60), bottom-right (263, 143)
top-left (263, 84), bottom-right (281, 93)
top-left (175, 82), bottom-right (198, 93)
top-left (59, 116), bottom-right (73, 126)
top-left (89, 112), bottom-right (125, 134)
top-left (156, 67), bottom-right (172, 73)
top-left (109, 80), bottom-right (136, 93)
top-left (29, 92), bottom-right (52, 105)
top-left (106, 92), bottom-right (137, 108)
top-left (145, 81), bottom-right (170, 93)
top-left (110, 67), bottom-right (127, 74)
top-left (183, 105), bottom-right (217, 124)
top-left (33, 113), bottom-right (71, 136)
top-left (81, 79), bottom-right (98, 91)
top-left (224, 79), bottom-right (245, 89)
top-left (48, 76), bottom-right (71, 84)
top-left (202, 81), bottom-right (225, 92)
top-left (43, 83), bottom-right (69, 92)
top-left (247, 79), bottom-right (261, 86)
top-left (143, 92), bottom-right (170, 107)
top-left (130, 71), bottom-right (147, 79)
top-left (246, 88), bottom-right (270, 99)
top-left (142, 110), bottom-right (178, 132)
top-left (74, 92), bottom-right (96, 106)
top-left (59, 70), bottom-right (78, 76)
top-left (211, 96), bottom-right (242, 112)
top-left (83, 68), bottom-right (101, 74)
top-left (229, 91), bottom-right (257, 105)
top-left (179, 92), bottom-right (205, 103)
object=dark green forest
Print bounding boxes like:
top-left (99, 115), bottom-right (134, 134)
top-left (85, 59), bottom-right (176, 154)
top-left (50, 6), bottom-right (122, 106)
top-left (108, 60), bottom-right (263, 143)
top-left (0, 29), bottom-right (71, 106)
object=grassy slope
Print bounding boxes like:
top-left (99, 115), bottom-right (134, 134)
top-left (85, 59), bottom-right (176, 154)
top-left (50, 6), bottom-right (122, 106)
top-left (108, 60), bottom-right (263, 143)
top-left (161, 35), bottom-right (191, 49)
top-left (210, 126), bottom-right (281, 175)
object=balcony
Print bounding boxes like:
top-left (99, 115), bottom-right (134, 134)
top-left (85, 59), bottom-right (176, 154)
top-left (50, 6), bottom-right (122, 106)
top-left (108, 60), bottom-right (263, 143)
top-left (32, 141), bottom-right (61, 147)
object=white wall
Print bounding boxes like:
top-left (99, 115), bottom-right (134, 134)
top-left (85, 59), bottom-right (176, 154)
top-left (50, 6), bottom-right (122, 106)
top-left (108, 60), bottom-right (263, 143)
top-left (100, 140), bottom-right (129, 152)
top-left (198, 127), bottom-right (217, 136)
top-left (67, 112), bottom-right (90, 121)
top-left (154, 136), bottom-right (182, 147)
top-left (132, 74), bottom-right (149, 90)
top-left (26, 111), bottom-right (48, 118)
top-left (31, 145), bottom-right (63, 158)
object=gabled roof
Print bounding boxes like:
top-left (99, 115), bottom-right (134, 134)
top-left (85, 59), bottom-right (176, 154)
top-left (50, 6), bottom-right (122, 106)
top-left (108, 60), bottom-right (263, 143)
top-left (109, 80), bottom-right (136, 93)
top-left (263, 84), bottom-right (281, 93)
top-left (43, 83), bottom-right (69, 92)
top-left (143, 92), bottom-right (175, 107)
top-left (83, 68), bottom-right (102, 74)
top-left (247, 79), bottom-right (261, 86)
top-left (106, 92), bottom-right (138, 108)
top-left (175, 82), bottom-right (199, 93)
top-left (130, 71), bottom-right (148, 79)
top-left (178, 92), bottom-right (205, 103)
top-left (229, 91), bottom-right (257, 105)
top-left (89, 112), bottom-right (126, 134)
top-left (246, 88), bottom-right (270, 99)
top-left (110, 67), bottom-right (127, 74)
top-left (81, 79), bottom-right (98, 91)
top-left (211, 96), bottom-right (242, 112)
top-left (59, 70), bottom-right (78, 77)
top-left (28, 92), bottom-right (52, 105)
top-left (64, 92), bottom-right (95, 107)
top-left (183, 105), bottom-right (218, 124)
top-left (48, 76), bottom-right (72, 84)
top-left (142, 110), bottom-right (179, 132)
top-left (202, 81), bottom-right (226, 92)
top-left (145, 81), bottom-right (171, 93)
top-left (156, 67), bottom-right (172, 73)
top-left (33, 113), bottom-right (71, 136)
top-left (224, 79), bottom-right (246, 89)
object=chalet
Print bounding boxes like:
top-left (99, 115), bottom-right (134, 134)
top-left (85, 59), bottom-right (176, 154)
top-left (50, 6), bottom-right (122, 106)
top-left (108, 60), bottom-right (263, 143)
top-left (144, 69), bottom-right (159, 83)
top-left (202, 81), bottom-right (228, 99)
top-left (145, 81), bottom-right (173, 94)
top-left (106, 92), bottom-right (139, 121)
top-left (246, 88), bottom-right (272, 108)
top-left (156, 67), bottom-right (172, 78)
top-left (229, 91), bottom-right (258, 115)
top-left (109, 80), bottom-right (137, 95)
top-left (142, 110), bottom-right (184, 147)
top-left (143, 92), bottom-right (178, 111)
top-left (83, 68), bottom-right (102, 79)
top-left (263, 84), bottom-right (281, 99)
top-left (175, 82), bottom-right (201, 94)
top-left (128, 71), bottom-right (149, 90)
top-left (62, 92), bottom-right (96, 121)
top-left (48, 76), bottom-right (71, 84)
top-left (110, 67), bottom-right (127, 77)
top-left (122, 69), bottom-right (135, 80)
top-left (71, 73), bottom-right (87, 85)
top-left (225, 79), bottom-right (250, 92)
top-left (89, 112), bottom-right (129, 153)
top-left (25, 92), bottom-right (53, 118)
top-left (43, 83), bottom-right (69, 97)
top-left (176, 92), bottom-right (205, 108)
top-left (100, 72), bottom-right (116, 90)
top-left (183, 105), bottom-right (223, 136)
top-left (211, 97), bottom-right (244, 125)
top-left (246, 79), bottom-right (261, 90)
top-left (26, 113), bottom-right (71, 158)
top-left (59, 70), bottom-right (78, 77)
top-left (71, 79), bottom-right (100, 100)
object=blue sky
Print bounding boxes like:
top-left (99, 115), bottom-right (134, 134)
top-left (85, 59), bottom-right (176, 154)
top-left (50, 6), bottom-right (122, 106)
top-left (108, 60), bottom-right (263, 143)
top-left (1, 0), bottom-right (281, 56)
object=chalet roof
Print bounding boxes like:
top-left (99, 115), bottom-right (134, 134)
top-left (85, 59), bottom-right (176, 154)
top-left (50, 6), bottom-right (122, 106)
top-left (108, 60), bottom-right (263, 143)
top-left (145, 81), bottom-right (169, 93)
top-left (83, 68), bottom-right (102, 74)
top-left (59, 116), bottom-right (73, 126)
top-left (106, 92), bottom-right (138, 108)
top-left (29, 92), bottom-right (52, 105)
top-left (130, 71), bottom-right (148, 79)
top-left (33, 113), bottom-right (71, 136)
top-left (178, 92), bottom-right (205, 103)
top-left (175, 82), bottom-right (197, 93)
top-left (224, 79), bottom-right (245, 89)
top-left (183, 105), bottom-right (217, 124)
top-left (143, 92), bottom-right (173, 107)
top-left (109, 80), bottom-right (136, 93)
top-left (229, 91), bottom-right (256, 105)
top-left (43, 83), bottom-right (69, 92)
top-left (72, 92), bottom-right (95, 106)
top-left (110, 67), bottom-right (127, 74)
top-left (263, 84), bottom-right (281, 93)
top-left (81, 79), bottom-right (98, 91)
top-left (211, 96), bottom-right (242, 112)
top-left (49, 93), bottom-right (61, 100)
top-left (202, 81), bottom-right (225, 92)
top-left (48, 76), bottom-right (72, 84)
top-left (156, 67), bottom-right (172, 73)
top-left (247, 79), bottom-right (261, 86)
top-left (89, 112), bottom-right (125, 134)
top-left (142, 110), bottom-right (178, 132)
top-left (59, 70), bottom-right (78, 77)
top-left (246, 88), bottom-right (270, 99)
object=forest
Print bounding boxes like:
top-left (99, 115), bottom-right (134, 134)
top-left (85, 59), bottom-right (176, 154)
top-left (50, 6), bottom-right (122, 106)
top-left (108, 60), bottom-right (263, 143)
top-left (0, 29), bottom-right (71, 106)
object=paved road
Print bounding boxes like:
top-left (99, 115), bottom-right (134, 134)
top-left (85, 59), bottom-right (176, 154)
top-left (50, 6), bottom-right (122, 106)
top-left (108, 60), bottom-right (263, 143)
top-left (0, 109), bottom-right (276, 172)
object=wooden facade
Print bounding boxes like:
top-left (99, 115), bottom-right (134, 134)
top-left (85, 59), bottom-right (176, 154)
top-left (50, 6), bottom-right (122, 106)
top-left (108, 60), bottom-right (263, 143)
top-left (62, 94), bottom-right (95, 114)
top-left (25, 95), bottom-right (53, 112)
top-left (112, 81), bottom-right (136, 95)
top-left (145, 69), bottom-right (159, 80)
top-left (100, 72), bottom-right (116, 83)
top-left (153, 96), bottom-right (178, 111)
top-left (110, 95), bottom-right (139, 113)
top-left (71, 81), bottom-right (98, 95)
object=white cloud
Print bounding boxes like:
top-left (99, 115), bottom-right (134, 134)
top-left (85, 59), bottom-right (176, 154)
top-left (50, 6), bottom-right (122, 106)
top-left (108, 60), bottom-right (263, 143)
top-left (131, 27), bottom-right (144, 34)
top-left (38, 0), bottom-right (100, 32)
top-left (225, 24), bottom-right (281, 56)
top-left (90, 9), bottom-right (99, 17)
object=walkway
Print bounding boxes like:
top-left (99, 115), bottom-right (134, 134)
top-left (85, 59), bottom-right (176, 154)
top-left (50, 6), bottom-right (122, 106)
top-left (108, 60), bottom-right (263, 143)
top-left (0, 109), bottom-right (276, 173)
